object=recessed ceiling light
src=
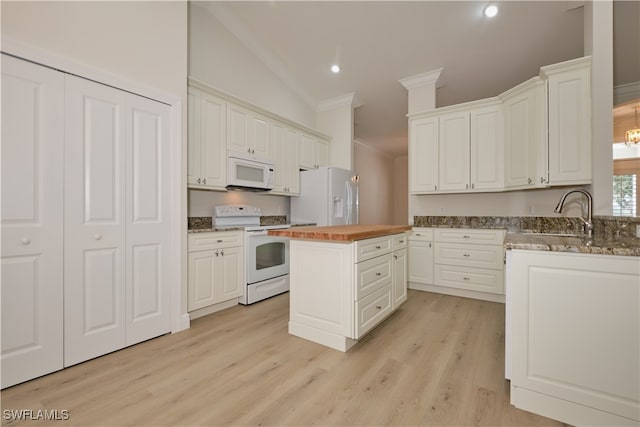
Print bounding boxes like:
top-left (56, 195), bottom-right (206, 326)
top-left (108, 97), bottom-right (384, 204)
top-left (484, 4), bottom-right (498, 18)
top-left (331, 64), bottom-right (340, 74)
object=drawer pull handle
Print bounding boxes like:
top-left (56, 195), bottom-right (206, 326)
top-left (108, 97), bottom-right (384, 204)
top-left (415, 233), bottom-right (421, 236)
top-left (463, 235), bottom-right (470, 239)
top-left (217, 239), bottom-right (223, 243)
top-left (376, 272), bottom-right (382, 276)
top-left (463, 254), bottom-right (470, 257)
top-left (375, 245), bottom-right (381, 249)
top-left (463, 277), bottom-right (470, 281)
top-left (220, 249), bottom-right (224, 256)
top-left (399, 240), bottom-right (404, 243)
top-left (215, 250), bottom-right (219, 257)
top-left (376, 305), bottom-right (382, 309)
top-left (393, 255), bottom-right (398, 260)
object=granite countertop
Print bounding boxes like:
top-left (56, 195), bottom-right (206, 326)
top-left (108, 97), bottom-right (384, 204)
top-left (413, 215), bottom-right (640, 257)
top-left (268, 224), bottom-right (412, 242)
top-left (188, 226), bottom-right (245, 234)
top-left (504, 232), bottom-right (640, 256)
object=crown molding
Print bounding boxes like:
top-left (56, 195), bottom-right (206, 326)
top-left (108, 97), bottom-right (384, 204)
top-left (317, 92), bottom-right (362, 112)
top-left (201, 2), bottom-right (318, 111)
top-left (399, 67), bottom-right (445, 90)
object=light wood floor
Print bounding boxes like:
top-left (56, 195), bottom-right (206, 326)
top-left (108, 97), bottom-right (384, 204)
top-left (1, 290), bottom-right (566, 427)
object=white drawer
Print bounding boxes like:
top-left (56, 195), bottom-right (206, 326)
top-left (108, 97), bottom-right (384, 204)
top-left (434, 228), bottom-right (505, 245)
top-left (188, 231), bottom-right (243, 252)
top-left (409, 228), bottom-right (433, 241)
top-left (434, 242), bottom-right (504, 270)
top-left (392, 232), bottom-right (408, 250)
top-left (355, 285), bottom-right (393, 339)
top-left (355, 253), bottom-right (392, 299)
top-left (434, 264), bottom-right (504, 295)
top-left (355, 235), bottom-right (392, 263)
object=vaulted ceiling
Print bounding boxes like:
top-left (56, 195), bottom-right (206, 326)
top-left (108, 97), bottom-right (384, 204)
top-left (201, 1), bottom-right (638, 156)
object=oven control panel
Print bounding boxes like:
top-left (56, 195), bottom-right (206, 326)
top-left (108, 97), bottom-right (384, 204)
top-left (215, 205), bottom-right (262, 218)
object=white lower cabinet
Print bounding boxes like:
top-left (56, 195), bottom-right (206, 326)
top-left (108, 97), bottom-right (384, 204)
top-left (508, 250), bottom-right (639, 426)
top-left (1, 55), bottom-right (173, 387)
top-left (409, 227), bottom-right (505, 302)
top-left (408, 228), bottom-right (434, 287)
top-left (187, 231), bottom-right (244, 314)
top-left (288, 233), bottom-right (407, 351)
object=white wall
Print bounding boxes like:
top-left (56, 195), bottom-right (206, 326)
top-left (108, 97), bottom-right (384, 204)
top-left (1, 1), bottom-right (187, 98)
top-left (188, 2), bottom-right (316, 128)
top-left (394, 156), bottom-right (409, 224)
top-left (317, 101), bottom-right (354, 171)
top-left (355, 141), bottom-right (395, 224)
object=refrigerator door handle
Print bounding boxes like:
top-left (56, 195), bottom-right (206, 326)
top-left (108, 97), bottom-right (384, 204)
top-left (345, 181), bottom-right (352, 224)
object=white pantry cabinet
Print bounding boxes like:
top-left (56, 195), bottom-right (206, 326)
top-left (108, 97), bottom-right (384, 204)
top-left (299, 133), bottom-right (329, 170)
top-left (541, 56), bottom-right (592, 185)
top-left (509, 250), bottom-right (639, 426)
top-left (187, 231), bottom-right (244, 313)
top-left (1, 55), bottom-right (65, 388)
top-left (1, 55), bottom-right (172, 386)
top-left (269, 121), bottom-right (300, 195)
top-left (64, 75), bottom-right (172, 367)
top-left (227, 103), bottom-right (270, 159)
top-left (188, 87), bottom-right (226, 190)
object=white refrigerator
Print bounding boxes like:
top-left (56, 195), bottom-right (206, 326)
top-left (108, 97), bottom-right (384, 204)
top-left (291, 167), bottom-right (359, 226)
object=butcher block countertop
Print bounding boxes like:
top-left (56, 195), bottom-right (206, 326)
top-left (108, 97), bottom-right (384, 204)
top-left (268, 224), bottom-right (411, 242)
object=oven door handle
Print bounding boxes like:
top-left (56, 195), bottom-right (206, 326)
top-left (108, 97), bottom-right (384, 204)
top-left (247, 229), bottom-right (269, 236)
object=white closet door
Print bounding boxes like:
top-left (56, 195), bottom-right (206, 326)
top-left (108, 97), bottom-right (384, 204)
top-left (1, 54), bottom-right (64, 388)
top-left (125, 94), bottom-right (171, 345)
top-left (64, 75), bottom-right (127, 366)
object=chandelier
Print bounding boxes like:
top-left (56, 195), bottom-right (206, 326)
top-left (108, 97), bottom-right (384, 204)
top-left (625, 106), bottom-right (640, 146)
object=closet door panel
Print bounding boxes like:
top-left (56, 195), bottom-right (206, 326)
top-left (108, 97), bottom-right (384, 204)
top-left (125, 95), bottom-right (171, 345)
top-left (0, 55), bottom-right (64, 388)
top-left (64, 75), bottom-right (127, 367)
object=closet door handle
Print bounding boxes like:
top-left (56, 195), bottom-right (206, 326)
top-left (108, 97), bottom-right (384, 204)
top-left (94, 234), bottom-right (102, 241)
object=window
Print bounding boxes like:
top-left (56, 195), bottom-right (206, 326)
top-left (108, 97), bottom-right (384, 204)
top-left (613, 174), bottom-right (637, 216)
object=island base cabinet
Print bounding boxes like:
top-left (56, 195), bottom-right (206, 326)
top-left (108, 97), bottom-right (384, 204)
top-left (509, 250), bottom-right (640, 426)
top-left (288, 233), bottom-right (407, 352)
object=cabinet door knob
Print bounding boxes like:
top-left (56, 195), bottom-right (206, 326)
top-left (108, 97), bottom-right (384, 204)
top-left (471, 183), bottom-right (475, 189)
top-left (215, 250), bottom-right (219, 257)
top-left (220, 249), bottom-right (224, 256)
top-left (203, 178), bottom-right (206, 184)
top-left (94, 234), bottom-right (102, 240)
top-left (21, 237), bottom-right (31, 245)
top-left (197, 178), bottom-right (201, 184)
top-left (428, 243), bottom-right (432, 248)
top-left (393, 255), bottom-right (398, 260)
top-left (376, 272), bottom-right (382, 276)
top-left (528, 178), bottom-right (532, 184)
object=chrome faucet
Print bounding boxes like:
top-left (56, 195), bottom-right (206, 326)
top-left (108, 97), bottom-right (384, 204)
top-left (554, 189), bottom-right (593, 238)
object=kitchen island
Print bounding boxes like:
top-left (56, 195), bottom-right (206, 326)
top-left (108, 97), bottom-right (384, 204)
top-left (269, 225), bottom-right (411, 351)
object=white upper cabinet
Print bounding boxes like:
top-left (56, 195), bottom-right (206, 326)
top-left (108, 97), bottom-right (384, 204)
top-left (501, 77), bottom-right (547, 189)
top-left (1, 54), bottom-right (65, 389)
top-left (299, 133), bottom-right (329, 170)
top-left (541, 57), bottom-right (591, 185)
top-left (406, 56), bottom-right (591, 194)
top-left (438, 110), bottom-right (470, 191)
top-left (227, 103), bottom-right (270, 159)
top-left (470, 103), bottom-right (504, 190)
top-left (269, 121), bottom-right (300, 195)
top-left (409, 116), bottom-right (438, 193)
top-left (188, 87), bottom-right (226, 190)
top-left (410, 99), bottom-right (503, 194)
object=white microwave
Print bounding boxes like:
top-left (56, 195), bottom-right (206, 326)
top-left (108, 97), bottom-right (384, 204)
top-left (227, 153), bottom-right (275, 191)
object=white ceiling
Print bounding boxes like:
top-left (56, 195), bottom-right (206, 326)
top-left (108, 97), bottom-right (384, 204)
top-left (201, 1), bottom-right (635, 157)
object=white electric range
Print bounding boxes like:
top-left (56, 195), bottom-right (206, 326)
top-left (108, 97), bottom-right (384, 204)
top-left (214, 205), bottom-right (290, 305)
